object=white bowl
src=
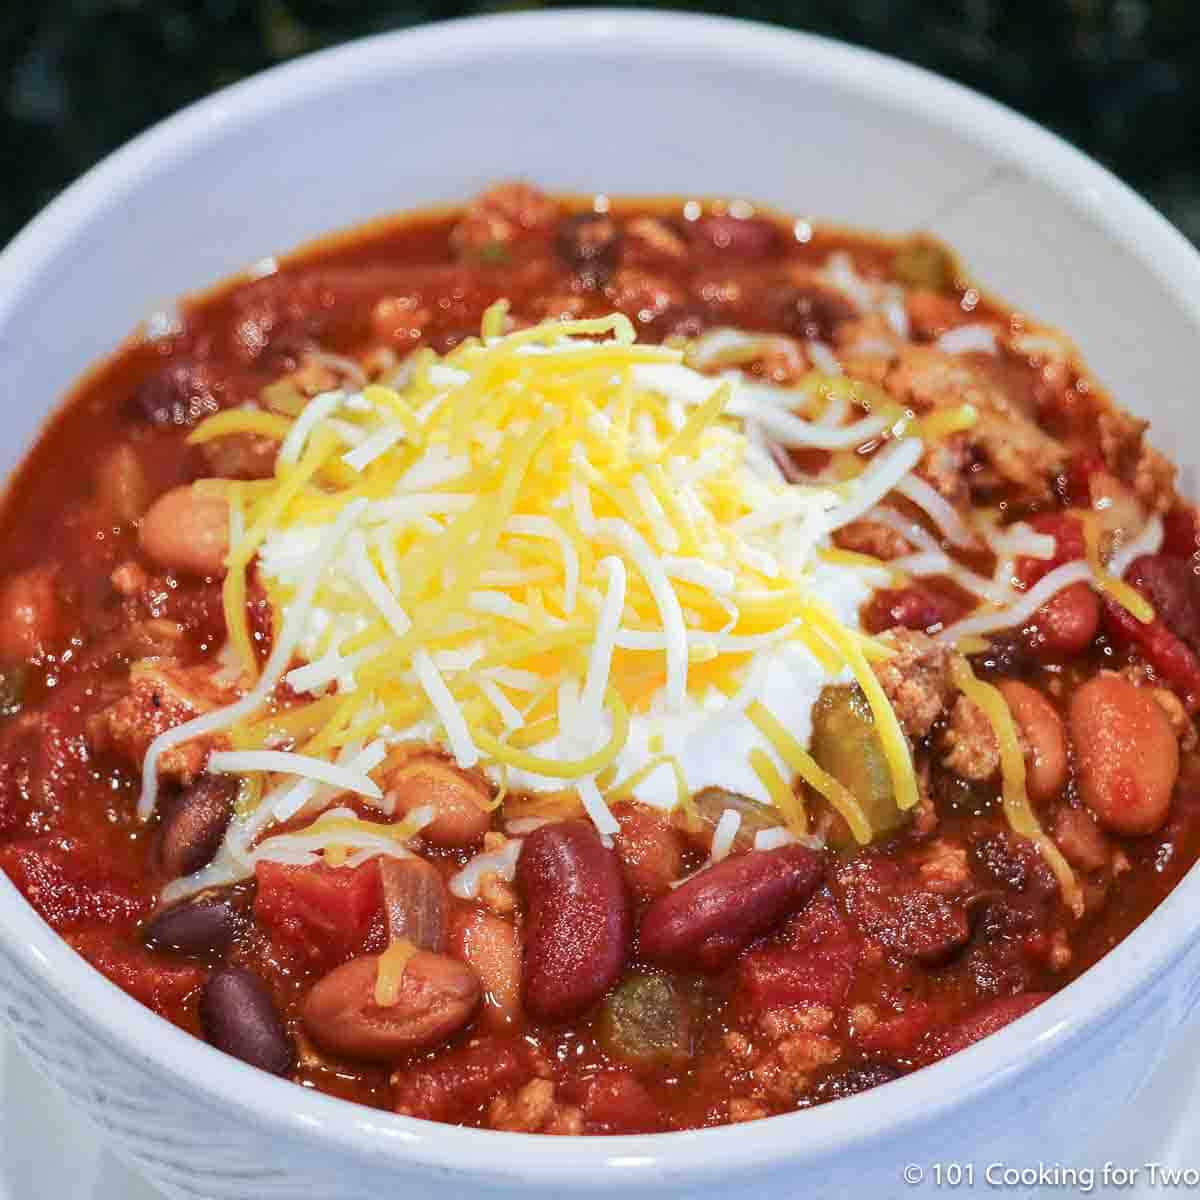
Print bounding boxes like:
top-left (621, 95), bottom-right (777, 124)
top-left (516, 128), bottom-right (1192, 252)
top-left (2, 11), bottom-right (1200, 1200)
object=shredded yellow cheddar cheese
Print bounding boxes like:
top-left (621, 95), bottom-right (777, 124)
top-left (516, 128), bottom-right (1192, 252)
top-left (951, 658), bottom-right (1083, 916)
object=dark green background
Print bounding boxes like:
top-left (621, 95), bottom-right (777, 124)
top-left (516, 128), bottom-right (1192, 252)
top-left (3, 1), bottom-right (1199, 248)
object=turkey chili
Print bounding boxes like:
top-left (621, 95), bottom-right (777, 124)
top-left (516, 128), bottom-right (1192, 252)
top-left (1, 183), bottom-right (1198, 1134)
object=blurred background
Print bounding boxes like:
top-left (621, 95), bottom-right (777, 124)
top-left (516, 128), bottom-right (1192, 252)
top-left (2, 1), bottom-right (1198, 248)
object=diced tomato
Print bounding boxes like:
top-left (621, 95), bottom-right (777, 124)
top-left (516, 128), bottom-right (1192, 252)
top-left (68, 931), bottom-right (204, 1015)
top-left (855, 1001), bottom-right (934, 1061)
top-left (917, 992), bottom-right (1049, 1065)
top-left (1102, 597), bottom-right (1200, 712)
top-left (1100, 552), bottom-right (1200, 710)
top-left (0, 837), bottom-right (149, 932)
top-left (738, 941), bottom-right (860, 1011)
top-left (1010, 514), bottom-right (1099, 658)
top-left (737, 890), bottom-right (862, 1013)
top-left (1013, 513), bottom-right (1085, 588)
top-left (833, 852), bottom-right (970, 965)
top-left (1162, 504), bottom-right (1200, 559)
top-left (393, 1036), bottom-right (534, 1122)
top-left (254, 860), bottom-right (383, 970)
top-left (1123, 555), bottom-right (1200, 650)
top-left (560, 1070), bottom-right (662, 1134)
top-left (782, 889), bottom-right (849, 945)
top-left (862, 579), bottom-right (973, 635)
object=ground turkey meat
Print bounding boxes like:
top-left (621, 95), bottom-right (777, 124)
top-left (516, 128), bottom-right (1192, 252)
top-left (871, 629), bottom-right (954, 739)
top-left (885, 345), bottom-right (1066, 501)
top-left (940, 695), bottom-right (1000, 781)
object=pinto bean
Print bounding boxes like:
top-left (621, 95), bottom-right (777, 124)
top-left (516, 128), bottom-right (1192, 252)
top-left (640, 844), bottom-right (825, 972)
top-left (138, 485), bottom-right (230, 577)
top-left (384, 754), bottom-right (492, 849)
top-left (1052, 806), bottom-right (1109, 871)
top-left (200, 968), bottom-right (294, 1076)
top-left (143, 893), bottom-right (238, 958)
top-left (996, 680), bottom-right (1069, 805)
top-left (379, 857), bottom-right (447, 952)
top-left (449, 909), bottom-right (522, 1028)
top-left (516, 820), bottom-right (631, 1021)
top-left (1069, 672), bottom-right (1179, 835)
top-left (302, 950), bottom-right (480, 1061)
top-left (154, 775), bottom-right (235, 879)
top-left (0, 567), bottom-right (64, 662)
top-left (95, 443), bottom-right (150, 523)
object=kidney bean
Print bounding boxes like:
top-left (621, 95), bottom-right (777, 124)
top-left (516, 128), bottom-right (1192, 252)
top-left (995, 680), bottom-right (1069, 805)
top-left (200, 968), bottom-right (294, 1076)
top-left (384, 754), bottom-right (492, 848)
top-left (639, 844), bottom-right (825, 972)
top-left (379, 858), bottom-right (447, 952)
top-left (612, 802), bottom-right (684, 899)
top-left (154, 775), bottom-right (235, 879)
top-left (862, 579), bottom-right (974, 636)
top-left (1026, 582), bottom-right (1100, 658)
top-left (516, 819), bottom-right (631, 1021)
top-left (0, 567), bottom-right (64, 662)
top-left (138, 484), bottom-right (230, 577)
top-left (556, 214), bottom-right (621, 288)
top-left (687, 215), bottom-right (780, 259)
top-left (131, 360), bottom-right (223, 428)
top-left (449, 909), bottom-right (522, 1028)
top-left (302, 950), bottom-right (480, 1061)
top-left (143, 893), bottom-right (238, 958)
top-left (771, 281), bottom-right (857, 342)
top-left (1069, 672), bottom-right (1179, 835)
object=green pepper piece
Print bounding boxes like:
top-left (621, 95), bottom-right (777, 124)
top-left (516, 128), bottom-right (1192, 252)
top-left (597, 974), bottom-right (690, 1067)
top-left (474, 241), bottom-right (511, 265)
top-left (892, 237), bottom-right (957, 293)
top-left (692, 787), bottom-right (780, 851)
top-left (810, 684), bottom-right (907, 849)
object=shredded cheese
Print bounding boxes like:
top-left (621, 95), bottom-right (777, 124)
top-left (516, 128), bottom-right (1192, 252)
top-left (951, 659), bottom-right (1083, 916)
top-left (1081, 511), bottom-right (1154, 624)
top-left (153, 310), bottom-right (935, 863)
top-left (375, 938), bottom-right (418, 1007)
